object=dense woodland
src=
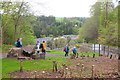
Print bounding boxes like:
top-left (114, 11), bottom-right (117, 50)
top-left (32, 16), bottom-right (86, 38)
top-left (0, 1), bottom-right (119, 47)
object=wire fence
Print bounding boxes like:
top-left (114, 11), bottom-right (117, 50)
top-left (79, 43), bottom-right (120, 57)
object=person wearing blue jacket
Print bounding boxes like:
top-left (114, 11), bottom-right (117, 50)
top-left (72, 46), bottom-right (77, 57)
top-left (19, 38), bottom-right (22, 47)
top-left (15, 38), bottom-right (22, 48)
top-left (64, 45), bottom-right (69, 57)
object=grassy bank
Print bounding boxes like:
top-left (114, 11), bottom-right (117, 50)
top-left (46, 50), bottom-right (64, 54)
top-left (2, 49), bottom-right (99, 78)
top-left (79, 52), bottom-right (99, 57)
top-left (47, 50), bottom-right (99, 57)
top-left (2, 56), bottom-right (70, 78)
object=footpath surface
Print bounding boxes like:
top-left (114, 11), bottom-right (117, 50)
top-left (0, 53), bottom-right (7, 59)
top-left (0, 53), bottom-right (64, 59)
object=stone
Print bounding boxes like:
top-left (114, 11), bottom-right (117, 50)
top-left (7, 48), bottom-right (22, 58)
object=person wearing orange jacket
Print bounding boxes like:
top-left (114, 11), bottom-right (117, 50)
top-left (41, 41), bottom-right (46, 54)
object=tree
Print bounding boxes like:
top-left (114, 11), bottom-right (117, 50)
top-left (78, 2), bottom-right (102, 43)
top-left (32, 16), bottom-right (56, 37)
top-left (1, 1), bottom-right (35, 45)
top-left (78, 1), bottom-right (118, 46)
top-left (98, 5), bottom-right (118, 46)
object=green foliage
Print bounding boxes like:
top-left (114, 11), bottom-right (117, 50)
top-left (2, 44), bottom-right (13, 53)
top-left (47, 37), bottom-right (67, 49)
top-left (32, 16), bottom-right (87, 38)
top-left (72, 26), bottom-right (79, 34)
top-left (98, 3), bottom-right (118, 46)
top-left (54, 37), bottom-right (67, 48)
top-left (79, 52), bottom-right (99, 57)
top-left (118, 5), bottom-right (120, 47)
top-left (47, 40), bottom-right (53, 49)
top-left (79, 17), bottom-right (98, 43)
top-left (1, 1), bottom-right (35, 45)
top-left (78, 1), bottom-right (118, 46)
top-left (22, 33), bottom-right (36, 45)
top-left (66, 36), bottom-right (71, 45)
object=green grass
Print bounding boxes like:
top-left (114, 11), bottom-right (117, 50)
top-left (47, 50), bottom-right (99, 57)
top-left (78, 52), bottom-right (99, 57)
top-left (2, 56), bottom-right (70, 78)
top-left (0, 59), bottom-right (2, 79)
top-left (1, 49), bottom-right (99, 78)
top-left (46, 50), bottom-right (64, 54)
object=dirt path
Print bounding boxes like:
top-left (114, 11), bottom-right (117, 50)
top-left (46, 53), bottom-right (64, 57)
top-left (0, 53), bottom-right (7, 59)
top-left (0, 53), bottom-right (64, 59)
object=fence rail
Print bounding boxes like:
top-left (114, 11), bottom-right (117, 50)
top-left (79, 43), bottom-right (120, 56)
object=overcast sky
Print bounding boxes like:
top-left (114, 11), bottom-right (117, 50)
top-left (22, 0), bottom-right (117, 17)
top-left (26, 0), bottom-right (97, 17)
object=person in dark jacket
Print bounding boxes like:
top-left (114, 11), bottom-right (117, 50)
top-left (64, 45), bottom-right (69, 57)
top-left (15, 38), bottom-right (22, 48)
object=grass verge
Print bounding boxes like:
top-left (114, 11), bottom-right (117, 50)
top-left (47, 50), bottom-right (99, 57)
top-left (78, 52), bottom-right (99, 57)
top-left (2, 56), bottom-right (70, 78)
top-left (46, 50), bottom-right (64, 54)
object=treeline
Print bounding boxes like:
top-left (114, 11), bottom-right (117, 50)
top-left (32, 16), bottom-right (87, 38)
top-left (2, 1), bottom-right (119, 47)
top-left (1, 1), bottom-right (87, 46)
top-left (1, 1), bottom-right (36, 45)
top-left (78, 1), bottom-right (119, 46)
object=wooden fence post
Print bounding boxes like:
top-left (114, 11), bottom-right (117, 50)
top-left (93, 54), bottom-right (95, 58)
top-left (118, 48), bottom-right (120, 73)
top-left (110, 54), bottom-right (112, 59)
top-left (61, 64), bottom-right (68, 78)
top-left (69, 67), bottom-right (72, 78)
top-left (80, 64), bottom-right (84, 77)
top-left (103, 46), bottom-right (105, 56)
top-left (118, 54), bottom-right (120, 77)
top-left (20, 60), bottom-right (23, 72)
top-left (42, 71), bottom-right (45, 78)
top-left (99, 44), bottom-right (101, 56)
top-left (92, 65), bottom-right (95, 79)
top-left (107, 46), bottom-right (109, 57)
top-left (65, 67), bottom-right (68, 78)
top-left (76, 53), bottom-right (78, 58)
top-left (61, 64), bottom-right (66, 77)
top-left (94, 44), bottom-right (95, 52)
top-left (53, 61), bottom-right (57, 72)
top-left (34, 71), bottom-right (37, 78)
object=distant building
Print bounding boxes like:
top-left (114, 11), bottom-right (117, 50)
top-left (53, 36), bottom-right (65, 40)
top-left (63, 35), bottom-right (78, 40)
top-left (36, 37), bottom-right (52, 42)
top-left (36, 35), bottom-right (78, 43)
